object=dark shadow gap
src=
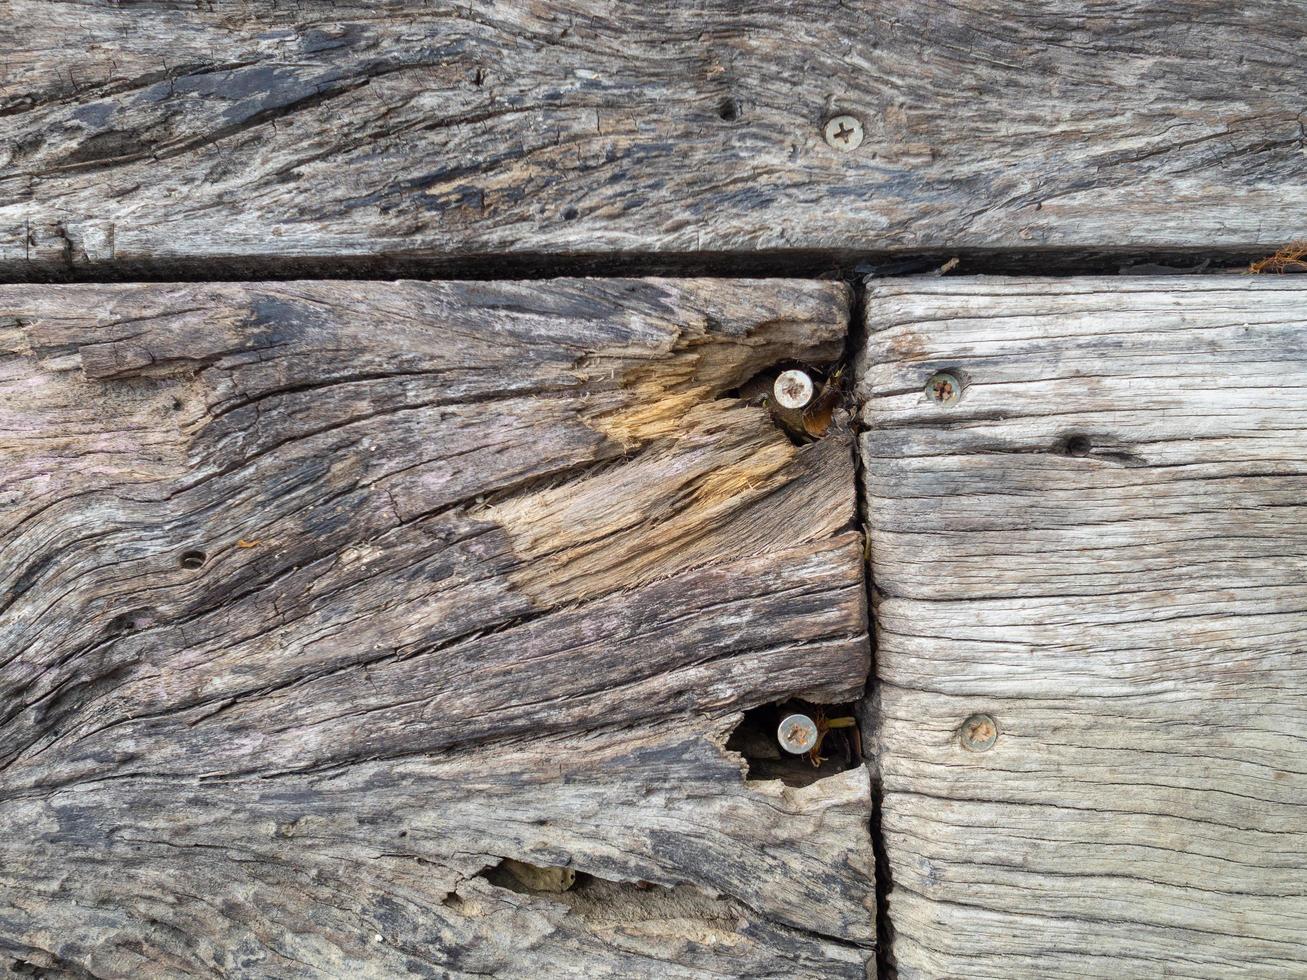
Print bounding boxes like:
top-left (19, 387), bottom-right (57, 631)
top-left (0, 246), bottom-right (1270, 285)
top-left (845, 275), bottom-right (898, 979)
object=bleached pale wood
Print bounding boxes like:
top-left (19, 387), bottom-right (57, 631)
top-left (2, 1), bottom-right (1306, 271)
top-left (0, 278), bottom-right (875, 977)
top-left (858, 277), bottom-right (1307, 979)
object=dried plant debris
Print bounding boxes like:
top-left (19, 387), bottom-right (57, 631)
top-left (1249, 242), bottom-right (1307, 273)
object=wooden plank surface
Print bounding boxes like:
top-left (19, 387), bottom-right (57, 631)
top-left (3, 1), bottom-right (1306, 271)
top-left (859, 277), bottom-right (1307, 978)
top-left (0, 278), bottom-right (875, 977)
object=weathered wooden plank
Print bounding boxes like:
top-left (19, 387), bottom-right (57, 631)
top-left (0, 278), bottom-right (875, 977)
top-left (3, 2), bottom-right (1305, 272)
top-left (859, 277), bottom-right (1307, 978)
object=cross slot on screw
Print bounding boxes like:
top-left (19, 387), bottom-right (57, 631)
top-left (823, 114), bottom-right (864, 151)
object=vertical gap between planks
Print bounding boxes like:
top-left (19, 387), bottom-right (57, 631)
top-left (843, 275), bottom-right (897, 978)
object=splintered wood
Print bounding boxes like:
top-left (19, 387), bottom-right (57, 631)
top-left (0, 279), bottom-right (874, 977)
top-left (860, 277), bottom-right (1307, 979)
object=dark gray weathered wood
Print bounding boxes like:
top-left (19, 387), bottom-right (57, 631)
top-left (2, 1), bottom-right (1305, 271)
top-left (0, 278), bottom-right (874, 977)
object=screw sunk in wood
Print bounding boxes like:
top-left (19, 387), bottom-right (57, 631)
top-left (777, 713), bottom-right (819, 754)
top-left (773, 369), bottom-right (815, 409)
top-left (823, 115), bottom-right (864, 150)
top-left (925, 371), bottom-right (962, 407)
top-left (960, 713), bottom-right (998, 752)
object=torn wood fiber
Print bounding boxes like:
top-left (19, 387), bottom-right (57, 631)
top-left (0, 278), bottom-right (875, 978)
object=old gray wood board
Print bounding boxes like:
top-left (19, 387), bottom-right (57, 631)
top-left (3, 2), bottom-right (1307, 272)
top-left (859, 276), bottom-right (1307, 979)
top-left (0, 277), bottom-right (875, 977)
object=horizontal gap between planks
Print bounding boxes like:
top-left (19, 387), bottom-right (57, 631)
top-left (0, 247), bottom-right (1280, 286)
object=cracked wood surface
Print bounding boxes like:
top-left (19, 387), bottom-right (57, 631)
top-left (859, 277), bottom-right (1307, 979)
top-left (3, 1), bottom-right (1307, 272)
top-left (0, 278), bottom-right (875, 977)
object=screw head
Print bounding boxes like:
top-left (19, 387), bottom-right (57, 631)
top-left (823, 114), bottom-right (864, 151)
top-left (777, 713), bottom-right (819, 754)
top-left (925, 372), bottom-right (962, 407)
top-left (773, 369), bottom-right (815, 409)
top-left (959, 713), bottom-right (998, 752)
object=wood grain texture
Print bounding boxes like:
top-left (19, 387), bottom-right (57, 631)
top-left (3, 1), bottom-right (1306, 271)
top-left (858, 277), bottom-right (1307, 979)
top-left (0, 278), bottom-right (875, 977)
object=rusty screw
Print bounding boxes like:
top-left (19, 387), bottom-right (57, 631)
top-left (959, 713), bottom-right (998, 752)
top-left (777, 713), bottom-right (819, 754)
top-left (823, 114), bottom-right (864, 151)
top-left (773, 369), bottom-right (815, 409)
top-left (925, 371), bottom-right (962, 407)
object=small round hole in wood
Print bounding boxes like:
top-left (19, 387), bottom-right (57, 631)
top-left (179, 550), bottom-right (207, 570)
top-left (1065, 435), bottom-right (1092, 457)
top-left (717, 97), bottom-right (741, 122)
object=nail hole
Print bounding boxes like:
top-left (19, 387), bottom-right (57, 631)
top-left (179, 550), bottom-right (207, 570)
top-left (106, 607), bottom-right (158, 634)
top-left (562, 206), bottom-right (579, 221)
top-left (717, 97), bottom-right (741, 122)
top-left (1064, 435), bottom-right (1092, 457)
